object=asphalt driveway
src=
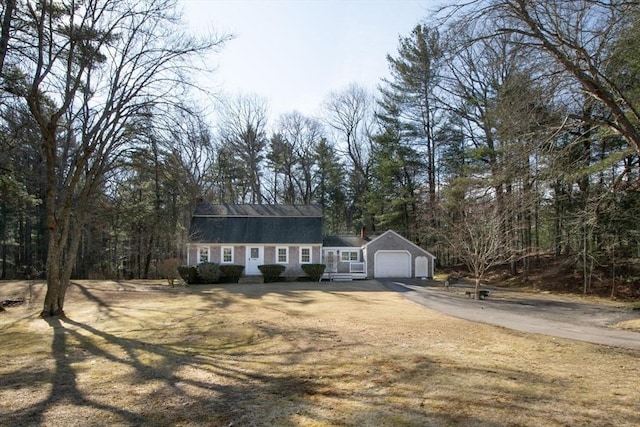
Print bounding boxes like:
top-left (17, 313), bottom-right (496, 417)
top-left (380, 279), bottom-right (640, 351)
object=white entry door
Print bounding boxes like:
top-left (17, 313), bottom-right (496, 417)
top-left (415, 256), bottom-right (429, 278)
top-left (245, 246), bottom-right (263, 275)
top-left (324, 250), bottom-right (338, 273)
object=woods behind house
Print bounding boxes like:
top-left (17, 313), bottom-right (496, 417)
top-left (1, 1), bottom-right (639, 303)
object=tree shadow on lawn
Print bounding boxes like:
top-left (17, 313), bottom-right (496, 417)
top-left (1, 287), bottom-right (322, 425)
top-left (2, 282), bottom-right (637, 426)
top-left (210, 280), bottom-right (392, 306)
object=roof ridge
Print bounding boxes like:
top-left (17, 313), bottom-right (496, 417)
top-left (193, 203), bottom-right (322, 217)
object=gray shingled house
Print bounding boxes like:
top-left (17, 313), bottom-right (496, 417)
top-left (187, 203), bottom-right (435, 279)
top-left (187, 204), bottom-right (323, 276)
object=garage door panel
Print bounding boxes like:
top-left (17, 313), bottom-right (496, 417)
top-left (375, 251), bottom-right (411, 278)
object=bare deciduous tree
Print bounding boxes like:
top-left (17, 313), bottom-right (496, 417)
top-left (439, 188), bottom-right (505, 299)
top-left (216, 93), bottom-right (269, 204)
top-left (157, 257), bottom-right (181, 287)
top-left (324, 83), bottom-right (375, 230)
top-left (448, 0), bottom-right (640, 157)
top-left (268, 111), bottom-right (324, 204)
top-left (3, 0), bottom-right (228, 317)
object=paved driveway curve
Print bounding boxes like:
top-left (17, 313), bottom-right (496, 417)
top-left (380, 279), bottom-right (640, 351)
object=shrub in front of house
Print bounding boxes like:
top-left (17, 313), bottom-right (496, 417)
top-left (196, 262), bottom-right (221, 284)
top-left (178, 265), bottom-right (198, 284)
top-left (301, 263), bottom-right (326, 282)
top-left (219, 264), bottom-right (245, 283)
top-left (258, 264), bottom-right (285, 283)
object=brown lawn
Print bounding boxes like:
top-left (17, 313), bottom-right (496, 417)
top-left (0, 279), bottom-right (639, 426)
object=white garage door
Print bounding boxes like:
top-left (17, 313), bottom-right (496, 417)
top-left (374, 251), bottom-right (411, 278)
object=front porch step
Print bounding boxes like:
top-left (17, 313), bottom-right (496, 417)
top-left (324, 274), bottom-right (354, 281)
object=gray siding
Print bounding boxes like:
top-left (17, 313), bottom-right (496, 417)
top-left (364, 231), bottom-right (435, 278)
top-left (187, 243), bottom-right (321, 278)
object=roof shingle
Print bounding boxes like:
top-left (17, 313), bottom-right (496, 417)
top-left (189, 204), bottom-right (323, 244)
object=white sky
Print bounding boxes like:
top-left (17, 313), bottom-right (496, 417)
top-left (182, 0), bottom-right (437, 121)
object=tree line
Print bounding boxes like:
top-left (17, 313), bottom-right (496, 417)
top-left (1, 1), bottom-right (639, 315)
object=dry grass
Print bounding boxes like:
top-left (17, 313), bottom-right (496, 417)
top-left (1, 279), bottom-right (639, 426)
top-left (616, 318), bottom-right (640, 332)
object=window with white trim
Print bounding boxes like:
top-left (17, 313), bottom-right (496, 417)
top-left (341, 250), bottom-right (359, 262)
top-left (276, 246), bottom-right (289, 264)
top-left (250, 247), bottom-right (260, 259)
top-left (198, 246), bottom-right (210, 264)
top-left (299, 247), bottom-right (312, 264)
top-left (221, 246), bottom-right (233, 263)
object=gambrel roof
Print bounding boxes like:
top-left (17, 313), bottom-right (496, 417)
top-left (189, 203), bottom-right (323, 244)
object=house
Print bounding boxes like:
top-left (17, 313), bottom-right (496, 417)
top-left (187, 204), bottom-right (323, 276)
top-left (187, 203), bottom-right (435, 280)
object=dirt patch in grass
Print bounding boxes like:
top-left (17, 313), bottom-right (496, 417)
top-left (1, 279), bottom-right (639, 426)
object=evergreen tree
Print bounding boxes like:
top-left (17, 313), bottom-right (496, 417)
top-left (315, 138), bottom-right (348, 235)
top-left (368, 84), bottom-right (423, 239)
top-left (384, 24), bottom-right (444, 220)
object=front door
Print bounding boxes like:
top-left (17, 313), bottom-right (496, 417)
top-left (245, 246), bottom-right (263, 275)
top-left (324, 250), bottom-right (338, 273)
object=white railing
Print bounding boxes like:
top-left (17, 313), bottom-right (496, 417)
top-left (350, 262), bottom-right (365, 273)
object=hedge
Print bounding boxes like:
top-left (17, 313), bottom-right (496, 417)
top-left (196, 262), bottom-right (221, 284)
top-left (301, 263), bottom-right (326, 281)
top-left (258, 264), bottom-right (285, 283)
top-left (178, 265), bottom-right (198, 284)
top-left (219, 264), bottom-right (245, 283)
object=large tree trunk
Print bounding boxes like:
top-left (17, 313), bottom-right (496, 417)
top-left (41, 245), bottom-right (66, 317)
top-left (41, 201), bottom-right (87, 317)
top-left (0, 0), bottom-right (15, 76)
top-left (39, 128), bottom-right (87, 317)
top-left (41, 193), bottom-right (70, 317)
top-left (40, 204), bottom-right (74, 315)
top-left (1, 204), bottom-right (7, 280)
top-left (40, 124), bottom-right (65, 317)
top-left (41, 277), bottom-right (67, 317)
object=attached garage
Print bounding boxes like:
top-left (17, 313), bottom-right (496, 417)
top-left (364, 230), bottom-right (436, 279)
top-left (374, 250), bottom-right (411, 278)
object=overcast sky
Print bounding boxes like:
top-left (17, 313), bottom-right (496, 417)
top-left (182, 0), bottom-right (436, 121)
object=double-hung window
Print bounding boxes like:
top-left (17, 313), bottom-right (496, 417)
top-left (198, 246), bottom-right (210, 264)
top-left (221, 246), bottom-right (233, 263)
top-left (276, 246), bottom-right (289, 264)
top-left (299, 247), bottom-right (312, 264)
top-left (340, 250), bottom-right (359, 262)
